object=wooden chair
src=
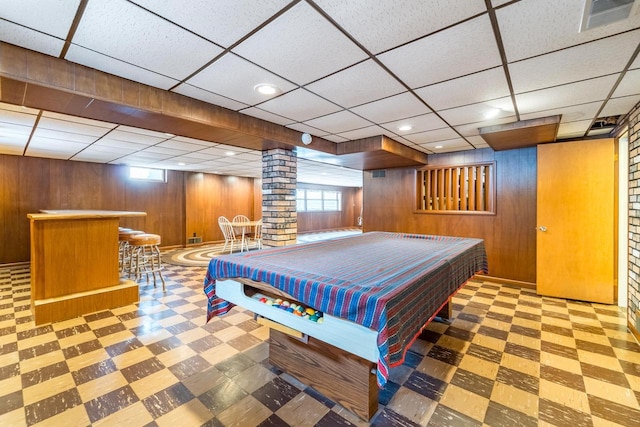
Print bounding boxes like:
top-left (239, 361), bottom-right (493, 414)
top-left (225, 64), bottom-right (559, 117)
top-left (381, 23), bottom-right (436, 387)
top-left (218, 216), bottom-right (238, 253)
top-left (253, 219), bottom-right (263, 249)
top-left (232, 214), bottom-right (253, 251)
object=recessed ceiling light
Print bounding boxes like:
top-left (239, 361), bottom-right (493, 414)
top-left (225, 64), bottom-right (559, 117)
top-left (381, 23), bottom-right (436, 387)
top-left (177, 162), bottom-right (186, 166)
top-left (254, 83), bottom-right (279, 95)
top-left (434, 145), bottom-right (443, 149)
top-left (398, 124), bottom-right (413, 132)
top-left (164, 133), bottom-right (175, 137)
top-left (225, 151), bottom-right (236, 156)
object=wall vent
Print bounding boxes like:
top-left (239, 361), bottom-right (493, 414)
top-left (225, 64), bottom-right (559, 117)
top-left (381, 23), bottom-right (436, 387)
top-left (581, 0), bottom-right (636, 31)
top-left (372, 170), bottom-right (386, 178)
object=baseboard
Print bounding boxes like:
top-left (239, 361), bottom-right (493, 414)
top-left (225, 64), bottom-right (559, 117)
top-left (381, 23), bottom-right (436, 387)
top-left (475, 274), bottom-right (536, 290)
top-left (628, 320), bottom-right (640, 344)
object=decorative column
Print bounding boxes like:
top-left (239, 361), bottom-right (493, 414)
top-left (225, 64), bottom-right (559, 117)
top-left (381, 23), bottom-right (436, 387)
top-left (628, 101), bottom-right (640, 331)
top-left (261, 148), bottom-right (297, 247)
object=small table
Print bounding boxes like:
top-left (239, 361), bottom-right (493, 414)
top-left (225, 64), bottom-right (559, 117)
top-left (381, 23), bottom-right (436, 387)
top-left (231, 220), bottom-right (261, 252)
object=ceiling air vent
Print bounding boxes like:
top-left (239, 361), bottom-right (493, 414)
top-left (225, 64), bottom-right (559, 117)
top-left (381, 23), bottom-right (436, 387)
top-left (581, 0), bottom-right (637, 31)
top-left (372, 170), bottom-right (386, 178)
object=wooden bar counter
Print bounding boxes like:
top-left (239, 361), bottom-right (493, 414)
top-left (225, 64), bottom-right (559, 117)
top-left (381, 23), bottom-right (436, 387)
top-left (27, 210), bottom-right (146, 325)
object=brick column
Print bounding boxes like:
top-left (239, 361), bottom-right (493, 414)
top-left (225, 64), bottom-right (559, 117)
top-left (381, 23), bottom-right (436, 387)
top-left (628, 102), bottom-right (640, 329)
top-left (261, 148), bottom-right (297, 247)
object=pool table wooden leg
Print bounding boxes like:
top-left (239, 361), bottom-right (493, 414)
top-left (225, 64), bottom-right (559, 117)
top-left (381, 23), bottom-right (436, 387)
top-left (269, 329), bottom-right (378, 421)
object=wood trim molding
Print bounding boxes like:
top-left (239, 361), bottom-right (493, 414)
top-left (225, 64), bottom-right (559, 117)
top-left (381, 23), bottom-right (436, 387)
top-left (475, 274), bottom-right (537, 290)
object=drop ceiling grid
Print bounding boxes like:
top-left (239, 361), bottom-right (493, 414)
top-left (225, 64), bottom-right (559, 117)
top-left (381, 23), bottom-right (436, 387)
top-left (0, 0), bottom-right (638, 184)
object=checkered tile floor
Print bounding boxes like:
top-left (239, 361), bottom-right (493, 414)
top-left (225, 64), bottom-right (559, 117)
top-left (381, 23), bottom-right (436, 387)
top-left (1, 261), bottom-right (640, 426)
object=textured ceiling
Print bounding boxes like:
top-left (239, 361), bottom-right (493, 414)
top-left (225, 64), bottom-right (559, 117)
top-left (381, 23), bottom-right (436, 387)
top-left (1, 0), bottom-right (639, 188)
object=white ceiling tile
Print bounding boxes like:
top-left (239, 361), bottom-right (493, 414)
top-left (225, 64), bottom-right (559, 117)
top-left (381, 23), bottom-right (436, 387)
top-left (320, 134), bottom-right (349, 143)
top-left (232, 2), bottom-right (367, 85)
top-left (315, 0), bottom-right (487, 54)
top-left (497, 0), bottom-right (640, 62)
top-left (285, 123), bottom-right (330, 137)
top-left (93, 138), bottom-right (149, 151)
top-left (66, 45), bottom-right (179, 90)
top-left (27, 137), bottom-right (88, 154)
top-left (380, 113), bottom-right (449, 134)
top-left (0, 139), bottom-right (27, 155)
top-left (335, 125), bottom-right (395, 140)
top-left (519, 102), bottom-right (602, 124)
top-left (257, 89), bottom-right (341, 122)
top-left (515, 75), bottom-right (619, 114)
top-left (37, 117), bottom-right (112, 137)
top-left (600, 95), bottom-right (640, 118)
top-left (466, 135), bottom-right (490, 149)
top-left (171, 135), bottom-right (216, 146)
top-left (0, 0), bottom-right (80, 37)
top-left (32, 129), bottom-right (100, 144)
top-left (240, 107), bottom-right (295, 126)
top-left (172, 84), bottom-right (249, 111)
top-left (73, 0), bottom-right (223, 80)
top-left (454, 116), bottom-right (516, 137)
top-left (587, 127), bottom-right (614, 136)
top-left (25, 149), bottom-right (73, 160)
top-left (305, 60), bottom-right (405, 108)
top-left (108, 129), bottom-right (164, 145)
top-left (556, 119), bottom-right (592, 138)
top-left (419, 137), bottom-right (472, 152)
top-left (491, 0), bottom-right (512, 7)
top-left (156, 139), bottom-right (212, 151)
top-left (509, 31), bottom-right (640, 94)
top-left (174, 151), bottom-right (219, 161)
top-left (71, 148), bottom-right (124, 163)
top-left (402, 127), bottom-right (460, 145)
top-left (186, 53), bottom-right (297, 105)
top-left (0, 20), bottom-right (65, 57)
top-left (378, 15), bottom-right (502, 88)
top-left (303, 110), bottom-right (372, 134)
top-left (0, 109), bottom-right (38, 126)
top-left (130, 0), bottom-right (288, 48)
top-left (0, 103), bottom-right (39, 115)
top-left (350, 92), bottom-right (431, 123)
top-left (415, 67), bottom-right (511, 110)
top-left (438, 97), bottom-right (515, 126)
top-left (613, 68), bottom-right (640, 97)
top-left (0, 123), bottom-right (32, 138)
top-left (142, 146), bottom-right (186, 156)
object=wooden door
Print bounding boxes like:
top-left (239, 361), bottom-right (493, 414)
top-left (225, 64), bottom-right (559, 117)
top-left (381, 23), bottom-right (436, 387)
top-left (537, 139), bottom-right (616, 303)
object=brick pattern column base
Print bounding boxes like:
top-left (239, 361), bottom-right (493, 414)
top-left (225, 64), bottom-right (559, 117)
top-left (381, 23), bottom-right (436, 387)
top-left (262, 148), bottom-right (297, 247)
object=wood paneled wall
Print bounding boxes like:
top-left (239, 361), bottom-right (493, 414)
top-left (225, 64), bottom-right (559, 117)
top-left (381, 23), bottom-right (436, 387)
top-left (184, 172), bottom-right (257, 243)
top-left (363, 147), bottom-right (537, 283)
top-left (0, 154), bottom-right (185, 264)
top-left (297, 184), bottom-right (363, 233)
top-left (1, 154), bottom-right (360, 263)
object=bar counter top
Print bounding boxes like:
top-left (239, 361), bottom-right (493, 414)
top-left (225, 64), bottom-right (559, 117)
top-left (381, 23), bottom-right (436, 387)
top-left (28, 210), bottom-right (147, 221)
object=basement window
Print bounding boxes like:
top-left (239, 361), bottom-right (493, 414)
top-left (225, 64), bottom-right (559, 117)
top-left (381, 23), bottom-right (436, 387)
top-left (129, 167), bottom-right (166, 183)
top-left (416, 162), bottom-right (496, 214)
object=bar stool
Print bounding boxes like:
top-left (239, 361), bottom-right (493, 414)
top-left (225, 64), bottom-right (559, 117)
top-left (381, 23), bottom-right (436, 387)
top-left (118, 229), bottom-right (143, 273)
top-left (129, 233), bottom-right (165, 290)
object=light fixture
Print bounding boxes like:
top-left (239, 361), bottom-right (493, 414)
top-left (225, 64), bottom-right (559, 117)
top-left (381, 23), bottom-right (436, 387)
top-left (301, 133), bottom-right (312, 145)
top-left (434, 145), bottom-right (443, 149)
top-left (225, 151), bottom-right (236, 156)
top-left (177, 162), bottom-right (186, 166)
top-left (164, 132), bottom-right (175, 137)
top-left (397, 124), bottom-right (413, 132)
top-left (254, 83), bottom-right (279, 95)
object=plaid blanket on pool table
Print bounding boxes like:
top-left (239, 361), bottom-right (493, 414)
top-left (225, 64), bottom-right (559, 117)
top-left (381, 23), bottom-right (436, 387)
top-left (204, 231), bottom-right (487, 387)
